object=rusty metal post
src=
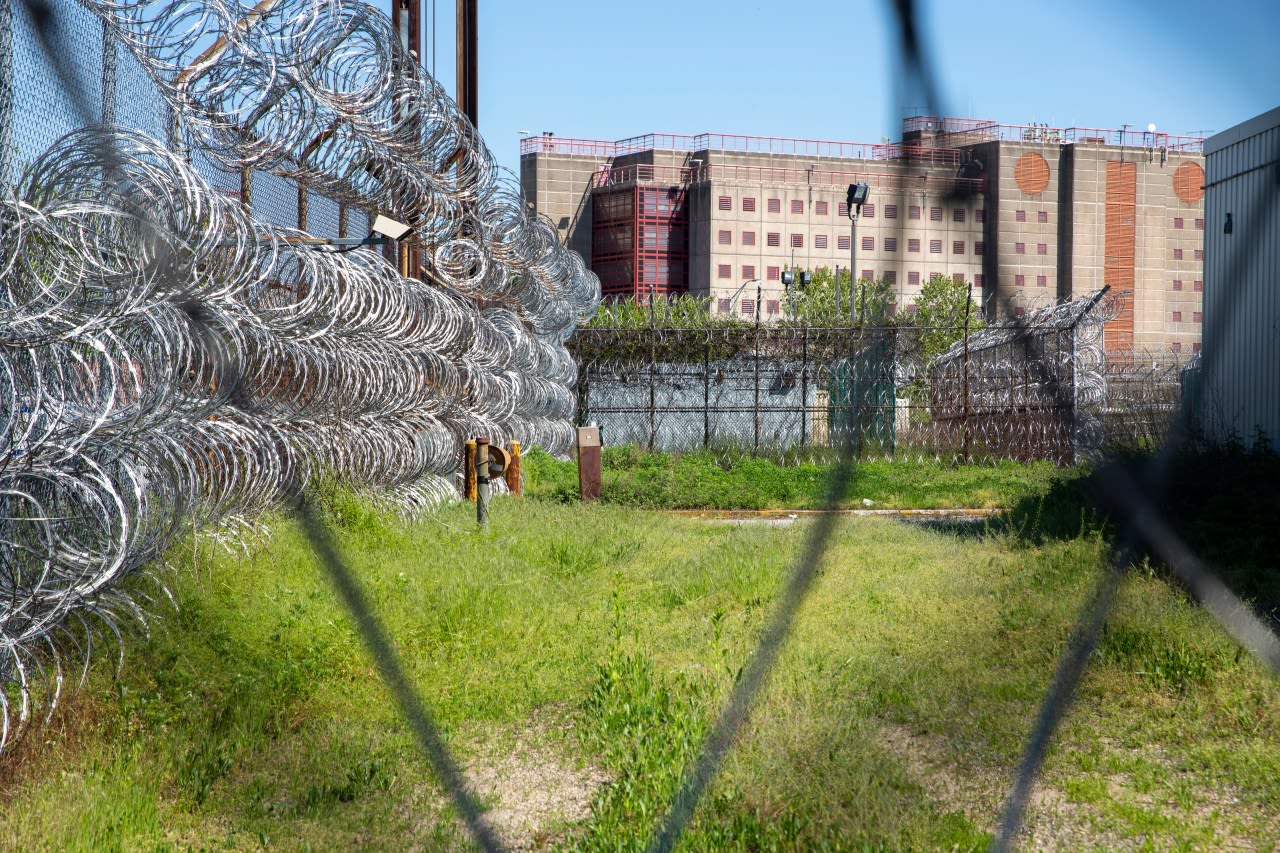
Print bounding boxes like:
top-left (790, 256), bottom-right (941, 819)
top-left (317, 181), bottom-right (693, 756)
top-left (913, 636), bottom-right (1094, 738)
top-left (463, 439), bottom-right (476, 500)
top-left (504, 440), bottom-right (521, 496)
top-left (456, 0), bottom-right (478, 127)
top-left (392, 0), bottom-right (425, 281)
top-left (577, 426), bottom-right (601, 501)
top-left (399, 242), bottom-right (411, 278)
top-left (239, 167), bottom-right (253, 214)
top-left (297, 181), bottom-right (308, 232)
top-left (475, 436), bottom-right (489, 527)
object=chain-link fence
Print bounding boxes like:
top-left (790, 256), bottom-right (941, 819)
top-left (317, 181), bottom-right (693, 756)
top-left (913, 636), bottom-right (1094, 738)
top-left (2, 0), bottom-right (371, 244)
top-left (572, 289), bottom-right (1191, 465)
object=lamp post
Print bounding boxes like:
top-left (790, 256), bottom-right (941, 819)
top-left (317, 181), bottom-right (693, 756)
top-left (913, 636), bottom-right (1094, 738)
top-left (846, 182), bottom-right (870, 325)
top-left (725, 277), bottom-right (760, 318)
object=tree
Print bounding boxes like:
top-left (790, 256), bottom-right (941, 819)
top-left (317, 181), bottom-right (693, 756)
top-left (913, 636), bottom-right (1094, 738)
top-left (912, 275), bottom-right (983, 360)
top-left (582, 294), bottom-right (749, 329)
top-left (786, 267), bottom-right (896, 327)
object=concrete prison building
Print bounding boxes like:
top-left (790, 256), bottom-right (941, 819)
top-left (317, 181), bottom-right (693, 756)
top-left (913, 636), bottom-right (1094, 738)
top-left (521, 115), bottom-right (1207, 358)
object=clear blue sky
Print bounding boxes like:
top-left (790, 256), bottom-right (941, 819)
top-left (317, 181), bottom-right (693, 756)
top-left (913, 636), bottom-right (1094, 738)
top-left (392, 0), bottom-right (1280, 179)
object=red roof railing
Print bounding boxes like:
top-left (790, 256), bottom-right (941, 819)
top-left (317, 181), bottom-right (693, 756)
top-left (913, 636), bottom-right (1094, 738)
top-left (519, 119), bottom-right (1205, 160)
top-left (593, 162), bottom-right (985, 195)
top-left (518, 135), bottom-right (624, 157)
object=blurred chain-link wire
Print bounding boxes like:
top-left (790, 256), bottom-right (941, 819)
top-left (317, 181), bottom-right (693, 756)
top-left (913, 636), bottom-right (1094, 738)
top-left (0, 1), bottom-right (1275, 852)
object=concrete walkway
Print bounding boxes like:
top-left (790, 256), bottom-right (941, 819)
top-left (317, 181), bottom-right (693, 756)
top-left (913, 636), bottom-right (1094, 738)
top-left (667, 507), bottom-right (1002, 526)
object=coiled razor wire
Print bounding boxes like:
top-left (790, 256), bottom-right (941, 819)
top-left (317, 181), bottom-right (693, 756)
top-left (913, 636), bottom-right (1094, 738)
top-left (76, 0), bottom-right (599, 340)
top-left (0, 0), bottom-right (601, 750)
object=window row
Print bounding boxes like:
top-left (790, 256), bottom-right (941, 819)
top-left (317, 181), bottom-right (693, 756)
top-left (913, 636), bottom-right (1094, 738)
top-left (1171, 279), bottom-right (1204, 292)
top-left (715, 267), bottom-right (986, 287)
top-left (1172, 218), bottom-right (1205, 230)
top-left (714, 298), bottom-right (794, 316)
top-left (715, 195), bottom-right (982, 222)
top-left (1170, 311), bottom-right (1203, 324)
top-left (1171, 248), bottom-right (1205, 260)
top-left (1013, 274), bottom-right (1053, 288)
top-left (715, 231), bottom-right (985, 254)
top-left (1013, 210), bottom-right (1051, 224)
top-left (1169, 342), bottom-right (1203, 354)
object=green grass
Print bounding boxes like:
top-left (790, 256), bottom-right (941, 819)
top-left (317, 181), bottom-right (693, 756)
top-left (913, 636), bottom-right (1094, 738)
top-left (0, 490), bottom-right (1277, 851)
top-left (1004, 444), bottom-right (1280, 604)
top-left (523, 445), bottom-right (1064, 510)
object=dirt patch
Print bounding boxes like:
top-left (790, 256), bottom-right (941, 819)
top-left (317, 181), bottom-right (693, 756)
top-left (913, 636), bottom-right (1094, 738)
top-left (879, 723), bottom-right (1274, 851)
top-left (879, 721), bottom-right (1124, 852)
top-left (414, 707), bottom-right (607, 851)
top-left (467, 738), bottom-right (609, 851)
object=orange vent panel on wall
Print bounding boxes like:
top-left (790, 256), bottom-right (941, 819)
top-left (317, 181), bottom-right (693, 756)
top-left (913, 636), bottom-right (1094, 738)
top-left (1103, 160), bottom-right (1137, 357)
top-left (1014, 152), bottom-right (1050, 195)
top-left (1173, 161), bottom-right (1205, 204)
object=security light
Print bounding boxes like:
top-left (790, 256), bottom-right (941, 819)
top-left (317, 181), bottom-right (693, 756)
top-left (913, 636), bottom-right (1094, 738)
top-left (846, 182), bottom-right (870, 216)
top-left (371, 214), bottom-right (413, 241)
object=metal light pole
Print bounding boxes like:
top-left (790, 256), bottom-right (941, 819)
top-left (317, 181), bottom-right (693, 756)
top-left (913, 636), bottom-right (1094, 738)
top-left (849, 214), bottom-right (857, 325)
top-left (846, 182), bottom-right (869, 325)
top-left (754, 282), bottom-right (762, 452)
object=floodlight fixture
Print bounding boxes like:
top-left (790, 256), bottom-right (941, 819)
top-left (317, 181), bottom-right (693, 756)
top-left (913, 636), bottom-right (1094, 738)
top-left (846, 182), bottom-right (870, 216)
top-left (371, 214), bottom-right (413, 241)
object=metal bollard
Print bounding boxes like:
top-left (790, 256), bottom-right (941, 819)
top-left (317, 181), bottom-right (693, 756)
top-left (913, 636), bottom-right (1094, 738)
top-left (475, 437), bottom-right (490, 528)
top-left (576, 426), bottom-right (601, 501)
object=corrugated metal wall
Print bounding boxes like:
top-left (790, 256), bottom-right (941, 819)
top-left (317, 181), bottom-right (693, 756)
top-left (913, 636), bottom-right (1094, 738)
top-left (1201, 107), bottom-right (1280, 448)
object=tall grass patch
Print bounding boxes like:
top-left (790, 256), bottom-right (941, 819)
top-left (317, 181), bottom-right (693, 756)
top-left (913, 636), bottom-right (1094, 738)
top-left (1, 488), bottom-right (1276, 850)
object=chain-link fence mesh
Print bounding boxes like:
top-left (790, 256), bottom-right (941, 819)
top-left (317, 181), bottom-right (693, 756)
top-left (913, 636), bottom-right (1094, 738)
top-left (572, 290), bottom-right (1191, 466)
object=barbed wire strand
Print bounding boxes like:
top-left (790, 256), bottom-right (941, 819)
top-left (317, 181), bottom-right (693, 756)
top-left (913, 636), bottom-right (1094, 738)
top-left (990, 134), bottom-right (1280, 851)
top-left (293, 493), bottom-right (503, 853)
top-left (647, 449), bottom-right (858, 852)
